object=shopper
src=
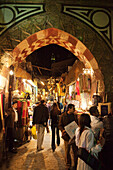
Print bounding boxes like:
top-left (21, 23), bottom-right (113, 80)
top-left (47, 100), bottom-right (52, 126)
top-left (75, 113), bottom-right (105, 170)
top-left (50, 102), bottom-right (61, 152)
top-left (89, 106), bottom-right (103, 140)
top-left (63, 102), bottom-right (68, 113)
top-left (33, 100), bottom-right (49, 151)
top-left (5, 101), bottom-right (18, 153)
top-left (101, 111), bottom-right (113, 170)
top-left (58, 104), bottom-right (78, 170)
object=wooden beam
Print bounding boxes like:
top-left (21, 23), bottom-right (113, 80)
top-left (37, 67), bottom-right (42, 75)
top-left (32, 65), bottom-right (51, 71)
top-left (10, 38), bottom-right (21, 42)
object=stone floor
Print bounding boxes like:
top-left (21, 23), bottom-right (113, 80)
top-left (1, 129), bottom-right (67, 170)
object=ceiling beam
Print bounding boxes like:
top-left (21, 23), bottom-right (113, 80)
top-left (32, 65), bottom-right (51, 71)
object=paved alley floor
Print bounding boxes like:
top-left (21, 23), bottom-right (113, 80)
top-left (1, 129), bottom-right (66, 170)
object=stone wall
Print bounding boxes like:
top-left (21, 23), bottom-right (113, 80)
top-left (0, 0), bottom-right (113, 102)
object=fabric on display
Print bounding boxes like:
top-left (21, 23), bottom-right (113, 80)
top-left (17, 100), bottom-right (29, 127)
top-left (17, 100), bottom-right (22, 127)
top-left (0, 94), bottom-right (4, 132)
top-left (76, 80), bottom-right (80, 95)
top-left (22, 101), bottom-right (28, 126)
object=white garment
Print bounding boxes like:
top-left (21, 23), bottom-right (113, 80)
top-left (13, 107), bottom-right (18, 122)
top-left (75, 127), bottom-right (102, 170)
top-left (90, 115), bottom-right (103, 139)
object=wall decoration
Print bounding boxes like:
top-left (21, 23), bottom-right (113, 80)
top-left (62, 5), bottom-right (113, 50)
top-left (0, 3), bottom-right (45, 35)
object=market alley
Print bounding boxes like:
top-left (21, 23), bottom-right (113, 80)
top-left (1, 129), bottom-right (67, 170)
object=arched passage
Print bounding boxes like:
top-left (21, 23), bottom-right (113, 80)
top-left (12, 27), bottom-right (104, 92)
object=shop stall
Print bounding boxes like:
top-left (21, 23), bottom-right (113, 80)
top-left (0, 66), bottom-right (9, 164)
top-left (60, 60), bottom-right (101, 113)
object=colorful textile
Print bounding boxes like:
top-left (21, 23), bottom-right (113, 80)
top-left (27, 100), bottom-right (30, 107)
top-left (22, 101), bottom-right (28, 126)
top-left (17, 100), bottom-right (22, 127)
top-left (22, 102), bottom-right (26, 126)
top-left (0, 94), bottom-right (4, 131)
top-left (17, 100), bottom-right (29, 127)
top-left (76, 81), bottom-right (80, 95)
top-left (2, 94), bottom-right (5, 117)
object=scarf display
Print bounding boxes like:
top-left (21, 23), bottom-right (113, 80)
top-left (79, 74), bottom-right (91, 93)
top-left (17, 100), bottom-right (22, 127)
top-left (17, 100), bottom-right (28, 127)
top-left (22, 101), bottom-right (28, 126)
top-left (76, 80), bottom-right (80, 95)
top-left (0, 94), bottom-right (4, 132)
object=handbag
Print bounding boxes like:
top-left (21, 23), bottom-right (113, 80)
top-left (61, 131), bottom-right (70, 141)
top-left (77, 147), bottom-right (104, 170)
top-left (31, 126), bottom-right (37, 139)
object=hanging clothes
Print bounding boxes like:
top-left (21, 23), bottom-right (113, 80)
top-left (27, 100), bottom-right (30, 107)
top-left (22, 101), bottom-right (27, 126)
top-left (17, 100), bottom-right (29, 127)
top-left (17, 100), bottom-right (22, 127)
top-left (76, 80), bottom-right (80, 95)
top-left (0, 94), bottom-right (4, 132)
top-left (2, 94), bottom-right (5, 117)
top-left (82, 74), bottom-right (91, 92)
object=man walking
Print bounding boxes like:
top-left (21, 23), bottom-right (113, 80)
top-left (33, 100), bottom-right (49, 151)
top-left (58, 104), bottom-right (78, 170)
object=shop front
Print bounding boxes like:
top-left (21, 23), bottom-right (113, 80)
top-left (0, 65), bottom-right (9, 164)
top-left (12, 67), bottom-right (38, 144)
top-left (62, 60), bottom-right (102, 112)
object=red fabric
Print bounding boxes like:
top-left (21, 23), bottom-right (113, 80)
top-left (17, 101), bottom-right (22, 127)
top-left (22, 102), bottom-right (26, 126)
top-left (76, 81), bottom-right (80, 95)
top-left (22, 101), bottom-right (28, 126)
top-left (27, 100), bottom-right (30, 107)
top-left (17, 100), bottom-right (28, 127)
top-left (0, 94), bottom-right (3, 131)
top-left (26, 106), bottom-right (28, 124)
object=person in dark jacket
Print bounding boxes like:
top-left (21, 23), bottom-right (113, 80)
top-left (33, 100), bottom-right (49, 151)
top-left (5, 101), bottom-right (18, 153)
top-left (63, 102), bottom-right (68, 113)
top-left (50, 102), bottom-right (61, 152)
top-left (58, 104), bottom-right (78, 170)
top-left (100, 112), bottom-right (113, 170)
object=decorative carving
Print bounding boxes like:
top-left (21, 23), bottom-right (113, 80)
top-left (62, 5), bottom-right (112, 50)
top-left (0, 3), bottom-right (45, 35)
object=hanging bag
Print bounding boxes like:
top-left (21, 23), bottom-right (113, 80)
top-left (61, 131), bottom-right (70, 141)
top-left (77, 147), bottom-right (104, 170)
top-left (31, 126), bottom-right (37, 139)
top-left (77, 128), bottom-right (104, 170)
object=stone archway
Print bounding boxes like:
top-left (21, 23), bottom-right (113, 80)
top-left (12, 27), bottom-right (104, 93)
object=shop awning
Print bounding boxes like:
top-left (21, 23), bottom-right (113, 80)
top-left (15, 67), bottom-right (32, 80)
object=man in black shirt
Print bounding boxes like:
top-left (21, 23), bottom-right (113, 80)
top-left (33, 100), bottom-right (49, 151)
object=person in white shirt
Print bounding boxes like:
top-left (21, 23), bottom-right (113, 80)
top-left (75, 113), bottom-right (105, 170)
top-left (89, 106), bottom-right (103, 140)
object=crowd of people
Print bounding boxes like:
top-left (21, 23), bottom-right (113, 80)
top-left (32, 99), bottom-right (113, 170)
top-left (4, 98), bottom-right (113, 170)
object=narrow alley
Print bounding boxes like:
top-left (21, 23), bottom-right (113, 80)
top-left (1, 130), bottom-right (67, 170)
top-left (1, 1), bottom-right (113, 170)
